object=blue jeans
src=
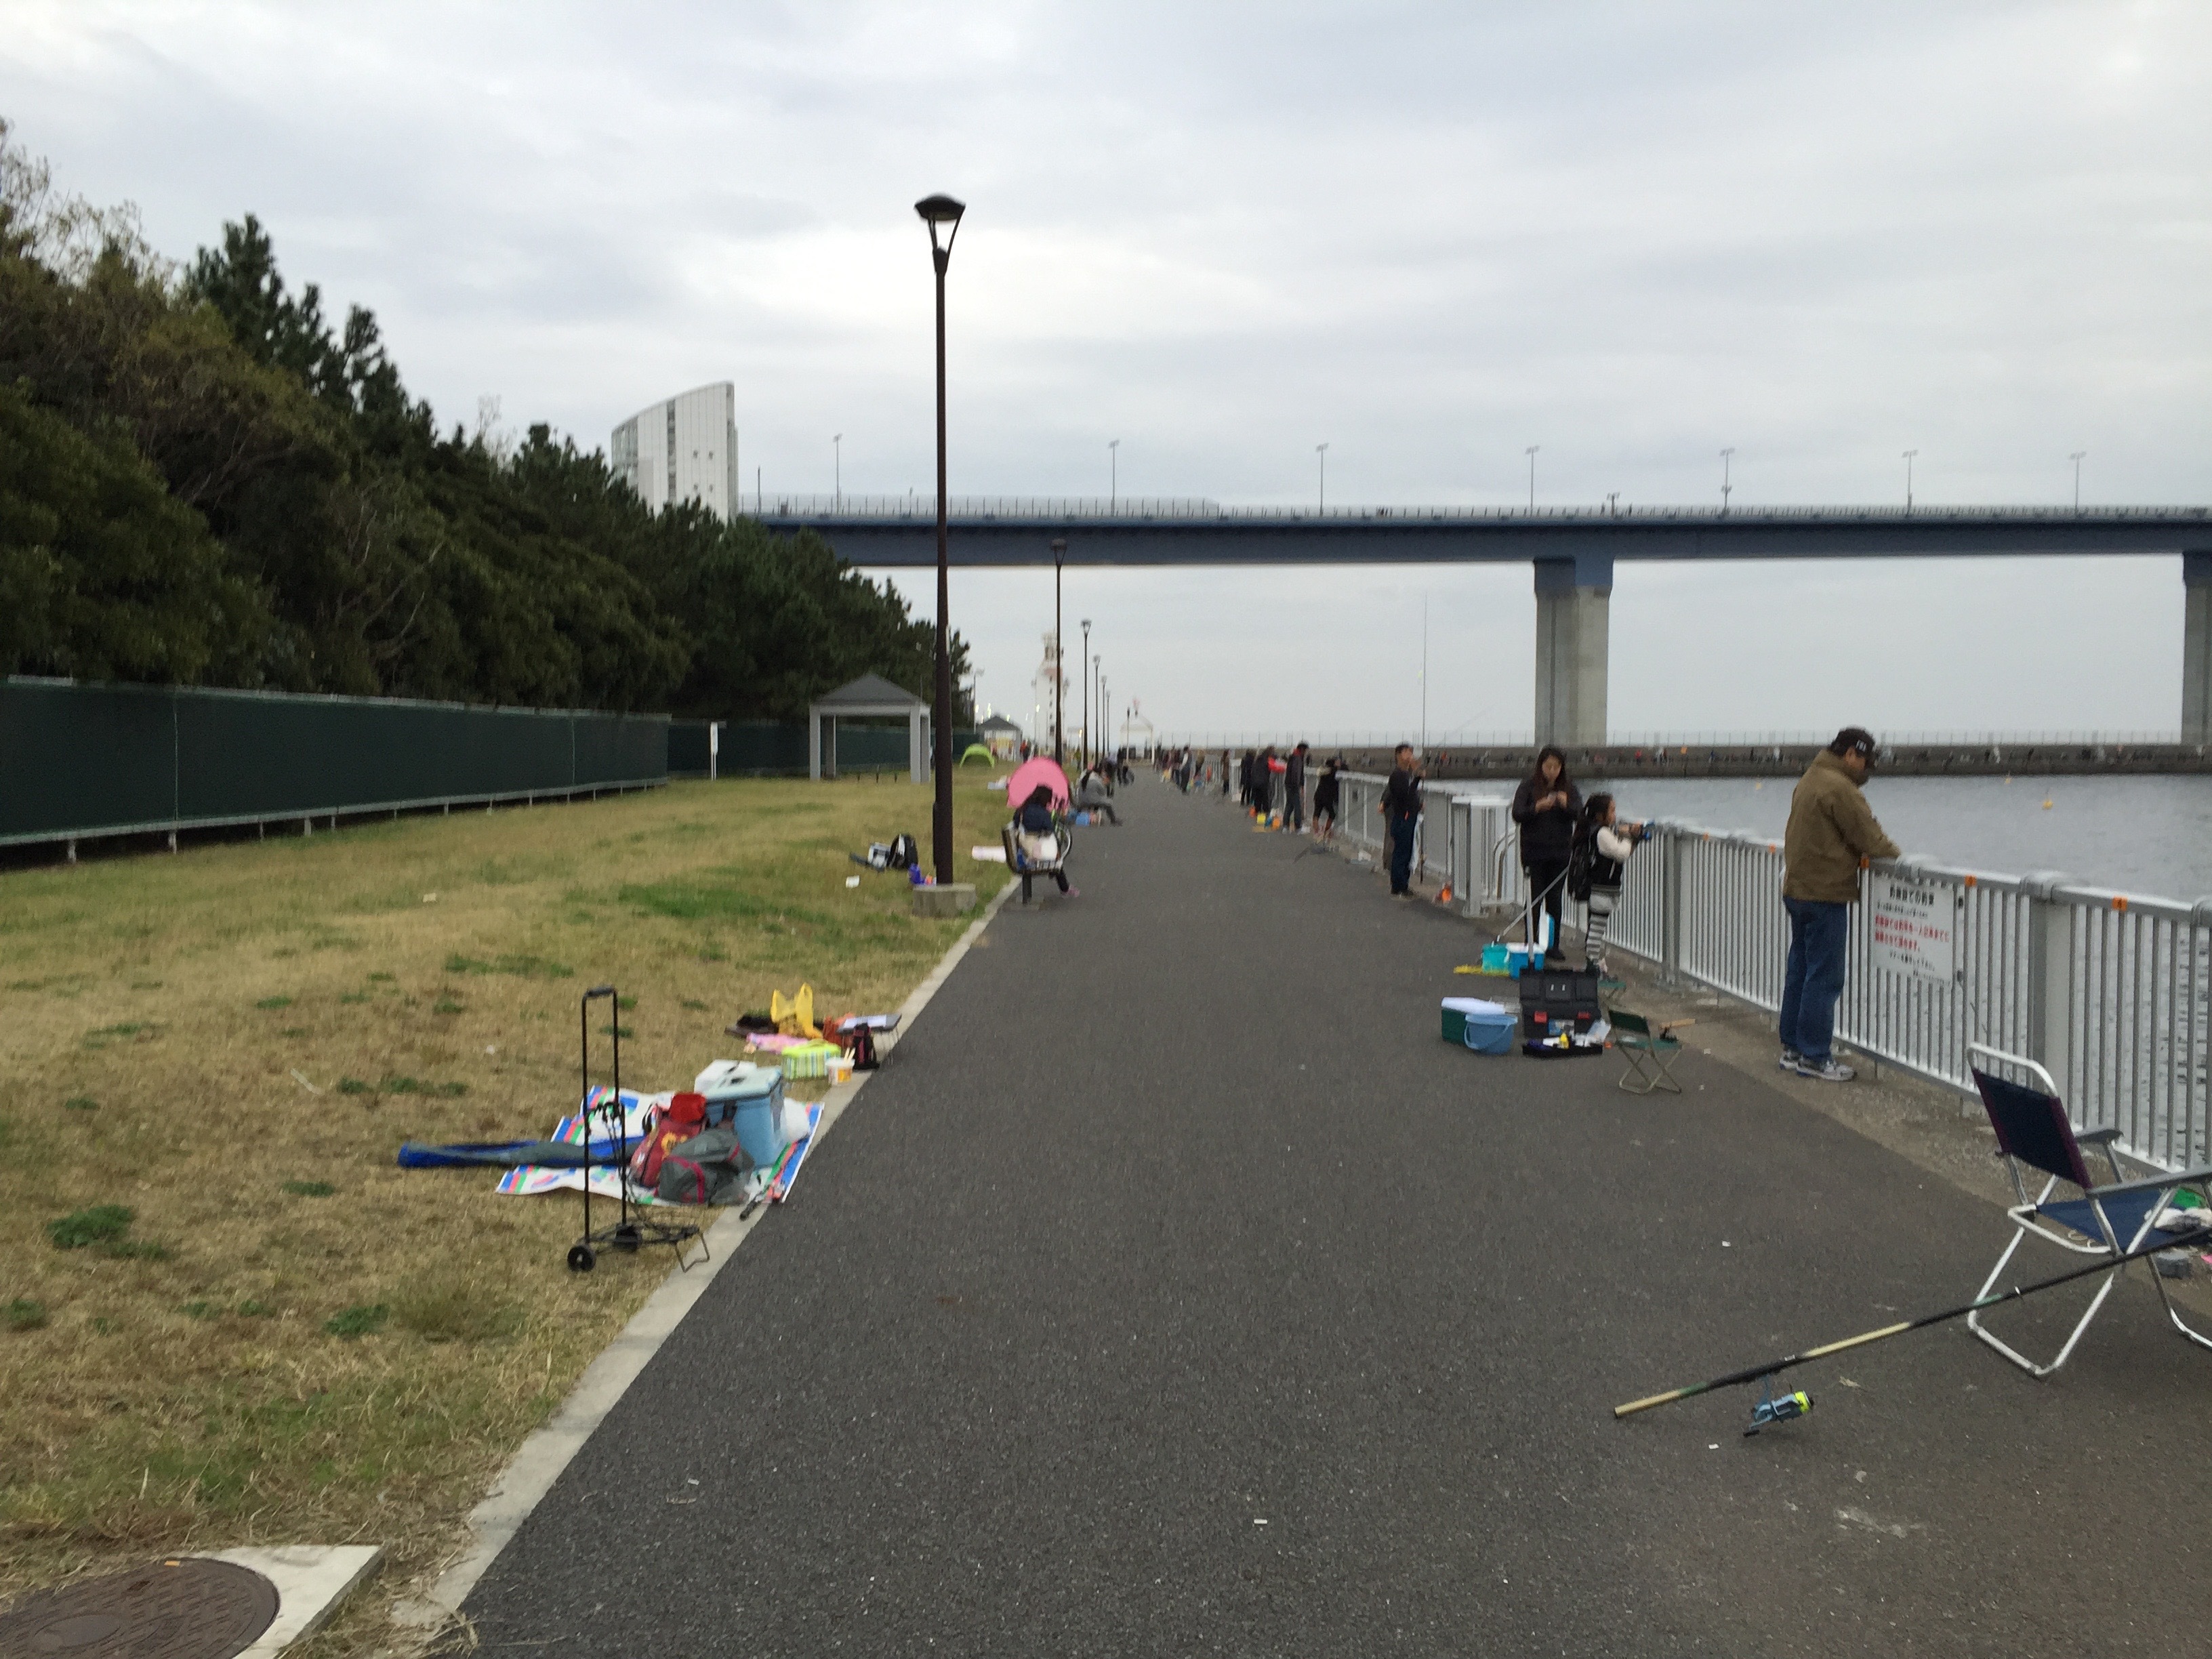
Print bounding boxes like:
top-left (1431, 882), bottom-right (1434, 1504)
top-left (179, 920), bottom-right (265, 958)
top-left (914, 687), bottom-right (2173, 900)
top-left (1389, 813), bottom-right (1418, 893)
top-left (1779, 898), bottom-right (1851, 1064)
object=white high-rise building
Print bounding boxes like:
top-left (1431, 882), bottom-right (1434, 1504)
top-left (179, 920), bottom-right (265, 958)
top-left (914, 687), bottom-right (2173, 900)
top-left (610, 382), bottom-right (739, 518)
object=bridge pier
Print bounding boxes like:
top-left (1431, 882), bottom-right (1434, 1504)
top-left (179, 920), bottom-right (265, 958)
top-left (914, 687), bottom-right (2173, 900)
top-left (1533, 555), bottom-right (1612, 748)
top-left (2185, 553), bottom-right (2212, 743)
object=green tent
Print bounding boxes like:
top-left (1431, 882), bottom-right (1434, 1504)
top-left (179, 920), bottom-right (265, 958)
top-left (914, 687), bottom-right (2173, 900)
top-left (959, 743), bottom-right (995, 766)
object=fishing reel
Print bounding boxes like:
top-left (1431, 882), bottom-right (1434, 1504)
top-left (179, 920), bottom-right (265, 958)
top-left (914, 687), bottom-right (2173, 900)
top-left (1745, 1376), bottom-right (1812, 1437)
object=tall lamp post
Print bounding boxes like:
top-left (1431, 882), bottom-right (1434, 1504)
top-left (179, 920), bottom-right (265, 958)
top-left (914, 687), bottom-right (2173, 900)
top-left (1719, 447), bottom-right (1734, 514)
top-left (915, 192), bottom-right (966, 884)
top-left (1080, 618), bottom-right (1092, 771)
top-left (2070, 450), bottom-right (2087, 513)
top-left (1051, 538), bottom-right (1067, 766)
top-left (1903, 448), bottom-right (1918, 512)
top-left (1109, 440), bottom-right (1120, 511)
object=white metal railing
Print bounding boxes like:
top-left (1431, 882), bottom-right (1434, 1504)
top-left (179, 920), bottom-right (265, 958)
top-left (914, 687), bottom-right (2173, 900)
top-left (1279, 772), bottom-right (2212, 1174)
top-left (1162, 730), bottom-right (2188, 753)
top-left (1607, 824), bottom-right (2212, 1174)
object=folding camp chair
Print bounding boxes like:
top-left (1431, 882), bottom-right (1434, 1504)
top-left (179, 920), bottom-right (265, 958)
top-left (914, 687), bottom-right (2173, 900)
top-left (1966, 1043), bottom-right (2212, 1378)
top-left (1612, 1009), bottom-right (1692, 1094)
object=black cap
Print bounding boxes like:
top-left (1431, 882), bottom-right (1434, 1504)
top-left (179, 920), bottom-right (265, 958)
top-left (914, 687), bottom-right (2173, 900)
top-left (1830, 726), bottom-right (1878, 761)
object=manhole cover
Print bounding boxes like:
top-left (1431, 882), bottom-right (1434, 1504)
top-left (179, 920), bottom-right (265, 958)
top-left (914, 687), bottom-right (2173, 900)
top-left (0, 1558), bottom-right (276, 1658)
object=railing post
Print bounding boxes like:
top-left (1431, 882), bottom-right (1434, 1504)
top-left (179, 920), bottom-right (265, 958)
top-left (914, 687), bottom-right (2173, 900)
top-left (1659, 827), bottom-right (1686, 991)
top-left (1452, 798), bottom-right (1474, 915)
top-left (2023, 872), bottom-right (2075, 1094)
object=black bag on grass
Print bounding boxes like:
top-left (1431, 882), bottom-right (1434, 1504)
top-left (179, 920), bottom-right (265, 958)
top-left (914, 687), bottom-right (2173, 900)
top-left (657, 1125), bottom-right (753, 1206)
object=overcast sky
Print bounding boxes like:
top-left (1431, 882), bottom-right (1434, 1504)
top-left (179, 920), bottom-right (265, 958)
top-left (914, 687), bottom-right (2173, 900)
top-left (6, 1), bottom-right (2209, 742)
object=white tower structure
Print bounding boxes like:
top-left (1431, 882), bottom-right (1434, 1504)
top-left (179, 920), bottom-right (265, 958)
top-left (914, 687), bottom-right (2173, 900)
top-left (1030, 633), bottom-right (1066, 750)
top-left (611, 383), bottom-right (739, 518)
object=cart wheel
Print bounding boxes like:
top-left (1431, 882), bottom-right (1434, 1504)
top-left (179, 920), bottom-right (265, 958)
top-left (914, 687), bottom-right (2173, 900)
top-left (567, 1244), bottom-right (596, 1273)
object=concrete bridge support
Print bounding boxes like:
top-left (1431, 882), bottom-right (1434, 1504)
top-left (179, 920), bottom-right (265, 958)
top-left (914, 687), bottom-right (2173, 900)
top-left (1533, 555), bottom-right (1612, 748)
top-left (2185, 553), bottom-right (2212, 744)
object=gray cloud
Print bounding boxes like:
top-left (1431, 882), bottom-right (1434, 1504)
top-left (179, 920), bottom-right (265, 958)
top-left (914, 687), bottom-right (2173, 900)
top-left (5, 0), bottom-right (2207, 736)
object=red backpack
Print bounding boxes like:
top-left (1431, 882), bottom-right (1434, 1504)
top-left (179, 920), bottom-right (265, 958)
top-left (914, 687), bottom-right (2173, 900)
top-left (629, 1092), bottom-right (706, 1186)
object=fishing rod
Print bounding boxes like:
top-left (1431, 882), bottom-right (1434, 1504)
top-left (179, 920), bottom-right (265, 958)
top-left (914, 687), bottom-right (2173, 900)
top-left (1614, 1223), bottom-right (2206, 1421)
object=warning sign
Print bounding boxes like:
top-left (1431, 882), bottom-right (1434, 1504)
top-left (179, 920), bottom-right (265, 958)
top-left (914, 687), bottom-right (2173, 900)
top-left (1870, 876), bottom-right (1957, 985)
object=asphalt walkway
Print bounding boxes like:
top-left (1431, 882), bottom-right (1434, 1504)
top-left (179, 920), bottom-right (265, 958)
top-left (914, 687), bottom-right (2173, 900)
top-left (457, 782), bottom-right (2212, 1656)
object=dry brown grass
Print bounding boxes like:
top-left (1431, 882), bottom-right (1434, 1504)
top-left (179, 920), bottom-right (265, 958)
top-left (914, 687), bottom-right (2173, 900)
top-left (0, 776), bottom-right (1010, 1646)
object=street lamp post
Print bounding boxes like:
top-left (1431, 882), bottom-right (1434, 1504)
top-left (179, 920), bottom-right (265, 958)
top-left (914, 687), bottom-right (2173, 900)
top-left (1109, 440), bottom-right (1120, 511)
top-left (1093, 656), bottom-right (1103, 768)
top-left (1525, 445), bottom-right (1539, 512)
top-left (834, 432), bottom-right (842, 508)
top-left (1719, 447), bottom-right (1734, 514)
top-left (914, 192), bottom-right (966, 884)
top-left (1051, 538), bottom-right (1067, 766)
top-left (1316, 443), bottom-right (1328, 512)
top-left (1080, 619), bottom-right (1092, 772)
top-left (2071, 450), bottom-right (2087, 513)
top-left (1903, 449), bottom-right (1918, 512)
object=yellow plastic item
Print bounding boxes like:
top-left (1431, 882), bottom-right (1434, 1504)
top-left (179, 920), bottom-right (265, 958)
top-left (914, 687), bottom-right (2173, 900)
top-left (770, 984), bottom-right (821, 1038)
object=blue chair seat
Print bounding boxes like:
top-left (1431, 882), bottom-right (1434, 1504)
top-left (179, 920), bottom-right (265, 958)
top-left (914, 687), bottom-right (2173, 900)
top-left (2035, 1189), bottom-right (2165, 1251)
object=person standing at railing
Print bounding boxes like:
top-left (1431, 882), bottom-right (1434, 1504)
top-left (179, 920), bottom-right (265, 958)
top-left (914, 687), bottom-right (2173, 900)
top-left (1780, 727), bottom-right (1899, 1083)
top-left (1512, 745), bottom-right (1582, 963)
top-left (1313, 758), bottom-right (1341, 846)
top-left (1570, 793), bottom-right (1647, 971)
top-left (1284, 741), bottom-right (1309, 834)
top-left (1382, 743), bottom-right (1424, 898)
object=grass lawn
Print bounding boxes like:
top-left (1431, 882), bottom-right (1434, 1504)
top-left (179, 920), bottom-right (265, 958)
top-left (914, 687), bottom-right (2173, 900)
top-left (0, 776), bottom-right (1010, 1641)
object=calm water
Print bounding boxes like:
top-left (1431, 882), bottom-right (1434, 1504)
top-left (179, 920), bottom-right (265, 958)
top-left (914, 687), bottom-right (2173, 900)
top-left (1451, 774), bottom-right (2212, 903)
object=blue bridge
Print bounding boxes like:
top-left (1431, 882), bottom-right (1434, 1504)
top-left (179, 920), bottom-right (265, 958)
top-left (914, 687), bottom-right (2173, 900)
top-left (756, 497), bottom-right (2212, 747)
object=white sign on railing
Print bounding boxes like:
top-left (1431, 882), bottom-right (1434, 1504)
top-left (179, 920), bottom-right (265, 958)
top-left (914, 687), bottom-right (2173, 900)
top-left (1869, 876), bottom-right (1958, 985)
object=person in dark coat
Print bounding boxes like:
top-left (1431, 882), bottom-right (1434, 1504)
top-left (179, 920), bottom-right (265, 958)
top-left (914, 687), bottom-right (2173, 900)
top-left (1380, 743), bottom-right (1424, 897)
top-left (1284, 742), bottom-right (1309, 833)
top-left (1511, 744), bottom-right (1582, 960)
top-left (1312, 758), bottom-right (1341, 846)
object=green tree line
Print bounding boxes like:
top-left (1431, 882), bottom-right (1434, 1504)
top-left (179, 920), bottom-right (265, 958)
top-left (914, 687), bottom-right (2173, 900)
top-left (0, 119), bottom-right (964, 719)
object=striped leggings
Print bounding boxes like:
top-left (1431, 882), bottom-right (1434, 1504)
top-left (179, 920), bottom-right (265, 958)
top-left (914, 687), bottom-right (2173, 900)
top-left (1584, 890), bottom-right (1618, 966)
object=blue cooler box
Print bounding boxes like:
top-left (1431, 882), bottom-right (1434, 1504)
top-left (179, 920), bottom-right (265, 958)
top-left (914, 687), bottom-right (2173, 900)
top-left (1442, 997), bottom-right (1516, 1055)
top-left (705, 1070), bottom-right (787, 1167)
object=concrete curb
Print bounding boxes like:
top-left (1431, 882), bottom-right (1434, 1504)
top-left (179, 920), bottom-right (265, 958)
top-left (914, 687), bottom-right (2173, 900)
top-left (402, 877), bottom-right (1017, 1627)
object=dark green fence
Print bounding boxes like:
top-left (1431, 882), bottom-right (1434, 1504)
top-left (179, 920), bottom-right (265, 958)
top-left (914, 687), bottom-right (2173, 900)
top-left (1, 677), bottom-right (668, 847)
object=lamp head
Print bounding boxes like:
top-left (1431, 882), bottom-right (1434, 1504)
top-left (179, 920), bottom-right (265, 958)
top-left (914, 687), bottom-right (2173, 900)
top-left (915, 194), bottom-right (966, 266)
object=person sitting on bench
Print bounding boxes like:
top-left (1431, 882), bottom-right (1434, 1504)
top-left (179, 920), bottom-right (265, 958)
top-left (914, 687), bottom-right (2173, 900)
top-left (1017, 785), bottom-right (1074, 894)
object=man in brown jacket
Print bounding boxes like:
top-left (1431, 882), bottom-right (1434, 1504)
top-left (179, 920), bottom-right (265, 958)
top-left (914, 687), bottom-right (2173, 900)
top-left (1779, 727), bottom-right (1900, 1082)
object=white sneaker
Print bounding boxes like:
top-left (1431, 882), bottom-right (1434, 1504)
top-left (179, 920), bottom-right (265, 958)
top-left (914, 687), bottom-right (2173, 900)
top-left (1778, 1049), bottom-right (1802, 1072)
top-left (1796, 1057), bottom-right (1856, 1082)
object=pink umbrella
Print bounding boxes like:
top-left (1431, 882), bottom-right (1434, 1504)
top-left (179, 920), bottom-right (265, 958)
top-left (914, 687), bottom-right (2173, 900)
top-left (1004, 756), bottom-right (1071, 811)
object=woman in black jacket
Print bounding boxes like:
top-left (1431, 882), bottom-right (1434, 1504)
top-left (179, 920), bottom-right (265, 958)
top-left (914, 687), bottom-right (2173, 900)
top-left (1511, 745), bottom-right (1582, 962)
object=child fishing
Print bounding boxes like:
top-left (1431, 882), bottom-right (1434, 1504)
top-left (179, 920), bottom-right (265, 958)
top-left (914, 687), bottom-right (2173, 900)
top-left (1570, 793), bottom-right (1648, 971)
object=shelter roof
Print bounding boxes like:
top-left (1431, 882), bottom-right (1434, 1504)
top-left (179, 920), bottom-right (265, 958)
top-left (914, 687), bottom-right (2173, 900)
top-left (812, 674), bottom-right (927, 711)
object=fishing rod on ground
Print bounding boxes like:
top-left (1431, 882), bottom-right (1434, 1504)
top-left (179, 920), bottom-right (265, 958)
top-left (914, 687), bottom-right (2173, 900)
top-left (1614, 1223), bottom-right (2209, 1432)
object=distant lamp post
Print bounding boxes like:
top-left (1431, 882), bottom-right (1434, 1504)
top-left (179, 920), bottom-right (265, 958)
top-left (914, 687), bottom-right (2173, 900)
top-left (1903, 449), bottom-right (1919, 513)
top-left (1719, 447), bottom-right (1734, 515)
top-left (1051, 537), bottom-right (1067, 766)
top-left (1316, 442), bottom-right (1329, 512)
top-left (1109, 439), bottom-right (1120, 512)
top-left (2070, 450), bottom-right (2087, 514)
top-left (1080, 619), bottom-right (1093, 771)
top-left (914, 190), bottom-right (966, 883)
top-left (834, 432), bottom-right (842, 509)
top-left (1525, 445), bottom-right (1540, 512)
